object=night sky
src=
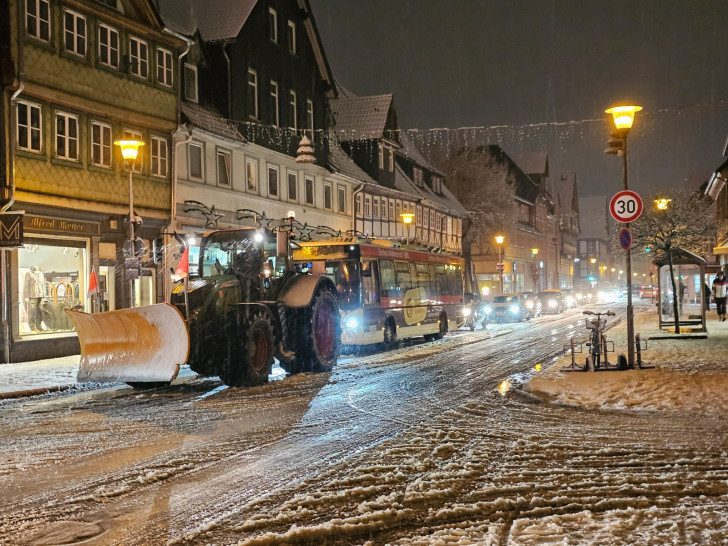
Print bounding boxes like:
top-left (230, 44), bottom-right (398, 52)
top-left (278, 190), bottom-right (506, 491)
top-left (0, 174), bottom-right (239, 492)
top-left (310, 0), bottom-right (728, 198)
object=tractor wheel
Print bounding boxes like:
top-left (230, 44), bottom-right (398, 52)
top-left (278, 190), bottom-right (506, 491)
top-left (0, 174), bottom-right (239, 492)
top-left (220, 312), bottom-right (274, 387)
top-left (293, 288), bottom-right (341, 373)
top-left (383, 319), bottom-right (397, 349)
top-left (432, 313), bottom-right (448, 340)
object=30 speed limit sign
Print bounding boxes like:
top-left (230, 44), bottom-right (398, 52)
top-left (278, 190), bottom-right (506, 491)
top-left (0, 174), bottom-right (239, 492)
top-left (609, 190), bottom-right (643, 223)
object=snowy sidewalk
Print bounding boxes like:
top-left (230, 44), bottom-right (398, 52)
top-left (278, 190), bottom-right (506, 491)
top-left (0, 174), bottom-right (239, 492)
top-left (0, 355), bottom-right (80, 399)
top-left (526, 306), bottom-right (728, 412)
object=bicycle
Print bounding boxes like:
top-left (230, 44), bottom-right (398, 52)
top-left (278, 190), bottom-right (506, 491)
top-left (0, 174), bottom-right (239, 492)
top-left (583, 309), bottom-right (616, 371)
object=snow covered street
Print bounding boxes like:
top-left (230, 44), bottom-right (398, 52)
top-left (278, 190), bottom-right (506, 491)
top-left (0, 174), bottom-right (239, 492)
top-left (1, 305), bottom-right (726, 545)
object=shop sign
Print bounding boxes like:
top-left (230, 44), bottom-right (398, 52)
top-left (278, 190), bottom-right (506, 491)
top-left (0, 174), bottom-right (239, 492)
top-left (25, 215), bottom-right (100, 236)
top-left (0, 211), bottom-right (24, 247)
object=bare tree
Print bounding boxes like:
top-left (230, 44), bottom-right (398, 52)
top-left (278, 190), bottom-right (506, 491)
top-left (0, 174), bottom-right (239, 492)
top-left (431, 146), bottom-right (518, 292)
top-left (627, 188), bottom-right (715, 333)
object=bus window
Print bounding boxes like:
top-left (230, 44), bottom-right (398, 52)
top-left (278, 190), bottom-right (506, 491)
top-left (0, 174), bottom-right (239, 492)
top-left (395, 261), bottom-right (413, 292)
top-left (323, 259), bottom-right (361, 311)
top-left (361, 260), bottom-right (379, 305)
top-left (435, 264), bottom-right (447, 295)
top-left (416, 263), bottom-right (432, 290)
top-left (380, 259), bottom-right (396, 298)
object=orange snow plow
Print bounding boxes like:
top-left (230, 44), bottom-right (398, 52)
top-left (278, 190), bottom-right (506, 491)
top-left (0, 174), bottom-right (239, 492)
top-left (67, 303), bottom-right (190, 384)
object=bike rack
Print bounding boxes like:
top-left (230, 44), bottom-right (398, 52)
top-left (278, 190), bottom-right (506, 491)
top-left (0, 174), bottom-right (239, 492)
top-left (561, 331), bottom-right (654, 372)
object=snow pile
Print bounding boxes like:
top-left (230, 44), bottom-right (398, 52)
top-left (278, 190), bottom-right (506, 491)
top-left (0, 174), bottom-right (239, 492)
top-left (525, 310), bottom-right (728, 412)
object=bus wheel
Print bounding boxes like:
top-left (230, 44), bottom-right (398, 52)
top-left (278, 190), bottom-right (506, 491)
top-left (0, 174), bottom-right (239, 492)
top-left (432, 313), bottom-right (448, 340)
top-left (383, 319), bottom-right (397, 350)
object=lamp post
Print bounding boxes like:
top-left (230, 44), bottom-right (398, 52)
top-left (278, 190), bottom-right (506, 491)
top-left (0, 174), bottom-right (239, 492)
top-left (606, 104), bottom-right (641, 367)
top-left (114, 139), bottom-right (144, 308)
top-left (495, 235), bottom-right (505, 294)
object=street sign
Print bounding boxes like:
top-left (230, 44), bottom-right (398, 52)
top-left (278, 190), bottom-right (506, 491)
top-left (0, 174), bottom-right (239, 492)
top-left (610, 190), bottom-right (643, 223)
top-left (496, 262), bottom-right (505, 273)
top-left (0, 211), bottom-right (24, 248)
top-left (618, 227), bottom-right (632, 250)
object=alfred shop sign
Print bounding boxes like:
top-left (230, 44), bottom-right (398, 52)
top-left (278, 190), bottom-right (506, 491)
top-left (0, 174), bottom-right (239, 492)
top-left (25, 215), bottom-right (99, 237)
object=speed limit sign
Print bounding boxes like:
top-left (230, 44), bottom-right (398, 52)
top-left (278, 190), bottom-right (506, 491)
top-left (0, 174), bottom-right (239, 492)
top-left (609, 190), bottom-right (643, 223)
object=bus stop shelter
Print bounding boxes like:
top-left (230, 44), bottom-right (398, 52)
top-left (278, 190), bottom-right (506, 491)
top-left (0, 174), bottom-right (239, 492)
top-left (654, 249), bottom-right (707, 332)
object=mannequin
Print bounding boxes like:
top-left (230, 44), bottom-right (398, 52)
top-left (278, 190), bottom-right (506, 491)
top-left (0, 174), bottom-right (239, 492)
top-left (24, 265), bottom-right (45, 331)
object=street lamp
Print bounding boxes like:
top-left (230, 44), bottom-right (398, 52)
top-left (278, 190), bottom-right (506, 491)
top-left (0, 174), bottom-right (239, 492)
top-left (114, 138), bottom-right (144, 307)
top-left (495, 235), bottom-right (505, 294)
top-left (605, 103), bottom-right (641, 367)
top-left (400, 212), bottom-right (414, 242)
top-left (654, 198), bottom-right (671, 211)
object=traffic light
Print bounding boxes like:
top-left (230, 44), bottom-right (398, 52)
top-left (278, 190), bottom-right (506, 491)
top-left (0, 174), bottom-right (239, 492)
top-left (645, 246), bottom-right (652, 253)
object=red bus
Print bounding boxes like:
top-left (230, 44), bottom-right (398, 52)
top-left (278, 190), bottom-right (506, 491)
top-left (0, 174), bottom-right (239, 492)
top-left (293, 238), bottom-right (464, 347)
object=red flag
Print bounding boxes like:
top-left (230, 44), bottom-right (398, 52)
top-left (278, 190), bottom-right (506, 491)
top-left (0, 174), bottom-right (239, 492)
top-left (174, 247), bottom-right (189, 279)
top-left (88, 267), bottom-right (99, 298)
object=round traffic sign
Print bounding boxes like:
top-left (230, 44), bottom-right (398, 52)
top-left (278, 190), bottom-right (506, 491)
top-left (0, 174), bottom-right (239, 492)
top-left (610, 190), bottom-right (643, 223)
top-left (618, 227), bottom-right (632, 250)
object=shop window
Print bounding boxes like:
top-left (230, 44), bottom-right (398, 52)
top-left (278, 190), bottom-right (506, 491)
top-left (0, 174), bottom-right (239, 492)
top-left (18, 241), bottom-right (89, 336)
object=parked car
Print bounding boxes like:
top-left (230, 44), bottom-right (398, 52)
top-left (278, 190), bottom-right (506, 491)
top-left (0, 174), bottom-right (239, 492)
top-left (490, 293), bottom-right (534, 322)
top-left (538, 290), bottom-right (567, 314)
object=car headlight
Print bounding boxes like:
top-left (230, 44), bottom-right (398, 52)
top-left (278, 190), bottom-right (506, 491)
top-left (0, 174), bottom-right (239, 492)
top-left (525, 301), bottom-right (534, 309)
top-left (483, 306), bottom-right (493, 315)
top-left (508, 304), bottom-right (520, 314)
top-left (548, 300), bottom-right (557, 308)
top-left (566, 296), bottom-right (575, 305)
top-left (463, 307), bottom-right (472, 317)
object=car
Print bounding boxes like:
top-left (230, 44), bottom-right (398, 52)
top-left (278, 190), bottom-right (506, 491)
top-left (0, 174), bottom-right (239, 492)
top-left (561, 289), bottom-right (578, 308)
top-left (538, 290), bottom-right (567, 313)
top-left (490, 293), bottom-right (534, 322)
top-left (639, 285), bottom-right (654, 299)
top-left (520, 291), bottom-right (542, 317)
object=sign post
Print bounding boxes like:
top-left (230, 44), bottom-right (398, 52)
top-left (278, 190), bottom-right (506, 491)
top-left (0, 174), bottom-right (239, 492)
top-left (610, 190), bottom-right (643, 368)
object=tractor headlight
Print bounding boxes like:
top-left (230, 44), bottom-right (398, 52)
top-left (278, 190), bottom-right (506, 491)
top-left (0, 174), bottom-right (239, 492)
top-left (525, 300), bottom-right (534, 309)
top-left (343, 309), bottom-right (362, 331)
top-left (463, 307), bottom-right (472, 317)
top-left (509, 304), bottom-right (520, 314)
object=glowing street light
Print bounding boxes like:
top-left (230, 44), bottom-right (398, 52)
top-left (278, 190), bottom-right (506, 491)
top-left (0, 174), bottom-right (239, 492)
top-left (114, 138), bottom-right (144, 307)
top-left (605, 103), bottom-right (641, 368)
top-left (400, 212), bottom-right (414, 242)
top-left (495, 235), bottom-right (505, 294)
top-left (655, 198), bottom-right (672, 211)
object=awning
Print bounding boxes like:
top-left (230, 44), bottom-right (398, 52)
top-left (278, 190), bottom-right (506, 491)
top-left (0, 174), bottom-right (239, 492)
top-left (713, 243), bottom-right (728, 255)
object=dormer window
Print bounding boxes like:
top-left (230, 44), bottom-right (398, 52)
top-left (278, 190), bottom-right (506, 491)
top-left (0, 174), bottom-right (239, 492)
top-left (184, 63), bottom-right (198, 102)
top-left (432, 176), bottom-right (443, 194)
top-left (413, 167), bottom-right (423, 187)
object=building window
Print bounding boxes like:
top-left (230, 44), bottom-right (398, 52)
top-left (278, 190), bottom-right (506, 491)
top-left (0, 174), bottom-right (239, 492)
top-left (26, 0), bottom-right (50, 42)
top-left (63, 10), bottom-right (86, 57)
top-left (216, 149), bottom-right (231, 186)
top-left (156, 47), bottom-right (173, 87)
top-left (188, 142), bottom-right (203, 180)
top-left (287, 171), bottom-right (297, 201)
top-left (355, 194), bottom-right (362, 215)
top-left (413, 167), bottom-right (423, 187)
top-left (587, 241), bottom-right (596, 254)
top-left (288, 90), bottom-right (297, 130)
top-left (305, 176), bottom-right (314, 205)
top-left (246, 159), bottom-right (258, 192)
top-left (247, 69), bottom-right (258, 119)
top-left (55, 112), bottom-right (78, 160)
top-left (306, 99), bottom-right (314, 136)
top-left (123, 129), bottom-right (143, 172)
top-left (389, 200), bottom-right (395, 221)
top-left (430, 210), bottom-right (436, 230)
top-left (91, 121), bottom-right (112, 167)
top-left (98, 24), bottom-right (119, 68)
top-left (416, 205), bottom-right (422, 226)
top-left (364, 195), bottom-right (371, 217)
top-left (151, 136), bottom-right (168, 177)
top-left (268, 8), bottom-right (278, 43)
top-left (378, 143), bottom-right (384, 169)
top-left (373, 197), bottom-right (379, 219)
top-left (129, 37), bottom-right (148, 78)
top-left (432, 176), bottom-right (442, 194)
top-left (287, 20), bottom-right (296, 54)
top-left (423, 207), bottom-right (429, 228)
top-left (389, 149), bottom-right (394, 172)
top-left (324, 183), bottom-right (332, 210)
top-left (268, 166), bottom-right (279, 197)
top-left (380, 197), bottom-right (387, 219)
top-left (338, 185), bottom-right (346, 214)
top-left (184, 64), bottom-right (198, 102)
top-left (269, 81), bottom-right (279, 127)
top-left (396, 202), bottom-right (402, 223)
top-left (17, 101), bottom-right (42, 152)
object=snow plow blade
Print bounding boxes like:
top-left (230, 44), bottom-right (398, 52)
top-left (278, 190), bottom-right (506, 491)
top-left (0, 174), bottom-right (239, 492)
top-left (67, 303), bottom-right (190, 384)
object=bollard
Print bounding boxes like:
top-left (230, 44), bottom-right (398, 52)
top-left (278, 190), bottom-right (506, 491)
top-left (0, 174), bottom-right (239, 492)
top-left (570, 337), bottom-right (576, 368)
top-left (635, 333), bottom-right (641, 369)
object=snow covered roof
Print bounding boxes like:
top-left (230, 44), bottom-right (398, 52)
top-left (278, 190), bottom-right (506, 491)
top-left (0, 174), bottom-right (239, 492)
top-left (182, 102), bottom-right (245, 142)
top-left (157, 0), bottom-right (256, 41)
top-left (326, 137), bottom-right (377, 185)
top-left (394, 164), bottom-right (467, 217)
top-left (556, 172), bottom-right (578, 216)
top-left (329, 95), bottom-right (398, 142)
top-left (511, 151), bottom-right (549, 177)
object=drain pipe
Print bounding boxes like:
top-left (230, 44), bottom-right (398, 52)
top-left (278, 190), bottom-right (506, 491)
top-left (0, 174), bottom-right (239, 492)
top-left (162, 29), bottom-right (191, 302)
